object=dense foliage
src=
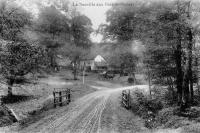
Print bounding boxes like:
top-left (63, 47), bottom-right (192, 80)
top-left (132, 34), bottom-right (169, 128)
top-left (101, 0), bottom-right (200, 109)
top-left (0, 0), bottom-right (93, 94)
top-left (0, 1), bottom-right (31, 41)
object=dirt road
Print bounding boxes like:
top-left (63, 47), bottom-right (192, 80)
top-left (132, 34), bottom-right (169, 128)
top-left (16, 77), bottom-right (149, 133)
top-left (0, 75), bottom-right (181, 133)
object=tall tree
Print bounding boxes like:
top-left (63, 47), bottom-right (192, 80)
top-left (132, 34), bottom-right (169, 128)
top-left (106, 42), bottom-right (139, 76)
top-left (101, 0), bottom-right (200, 109)
top-left (36, 5), bottom-right (70, 69)
top-left (0, 1), bottom-right (48, 96)
top-left (68, 14), bottom-right (93, 79)
top-left (0, 41), bottom-right (46, 95)
top-left (71, 15), bottom-right (93, 48)
top-left (0, 0), bottom-right (31, 41)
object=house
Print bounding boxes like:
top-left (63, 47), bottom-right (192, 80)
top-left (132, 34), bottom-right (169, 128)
top-left (92, 55), bottom-right (108, 71)
top-left (79, 58), bottom-right (94, 71)
top-left (79, 55), bottom-right (108, 71)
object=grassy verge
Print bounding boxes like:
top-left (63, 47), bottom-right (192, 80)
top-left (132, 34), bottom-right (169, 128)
top-left (17, 83), bottom-right (96, 129)
top-left (130, 87), bottom-right (200, 132)
top-left (0, 70), bottom-right (96, 128)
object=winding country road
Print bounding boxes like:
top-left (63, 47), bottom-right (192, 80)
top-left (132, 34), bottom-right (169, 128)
top-left (1, 76), bottom-right (180, 133)
top-left (39, 91), bottom-right (110, 133)
top-left (17, 76), bottom-right (149, 133)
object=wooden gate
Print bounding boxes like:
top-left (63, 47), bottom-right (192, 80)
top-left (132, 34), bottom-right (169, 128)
top-left (53, 88), bottom-right (71, 107)
top-left (122, 89), bottom-right (131, 109)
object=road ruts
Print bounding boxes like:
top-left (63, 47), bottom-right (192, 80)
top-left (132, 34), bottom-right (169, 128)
top-left (80, 95), bottom-right (108, 133)
top-left (17, 84), bottom-right (151, 133)
top-left (41, 92), bottom-right (104, 133)
top-left (61, 94), bottom-right (109, 133)
top-left (35, 91), bottom-right (109, 133)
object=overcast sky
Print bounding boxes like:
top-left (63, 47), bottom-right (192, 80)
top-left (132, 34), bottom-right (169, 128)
top-left (72, 0), bottom-right (117, 42)
top-left (15, 0), bottom-right (119, 43)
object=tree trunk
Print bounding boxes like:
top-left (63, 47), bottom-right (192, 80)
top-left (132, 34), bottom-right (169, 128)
top-left (73, 62), bottom-right (77, 80)
top-left (175, 31), bottom-right (183, 106)
top-left (7, 78), bottom-right (14, 96)
top-left (168, 77), bottom-right (175, 101)
top-left (120, 64), bottom-right (124, 77)
top-left (182, 70), bottom-right (190, 110)
top-left (48, 48), bottom-right (56, 70)
top-left (181, 28), bottom-right (193, 110)
top-left (147, 65), bottom-right (151, 96)
top-left (190, 80), bottom-right (194, 104)
top-left (51, 51), bottom-right (55, 68)
top-left (188, 29), bottom-right (193, 104)
top-left (195, 55), bottom-right (200, 95)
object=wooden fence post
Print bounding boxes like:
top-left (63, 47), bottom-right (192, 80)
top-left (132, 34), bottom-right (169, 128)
top-left (126, 92), bottom-right (128, 109)
top-left (53, 88), bottom-right (71, 108)
top-left (122, 90), bottom-right (131, 110)
top-left (66, 89), bottom-right (69, 104)
top-left (122, 90), bottom-right (124, 106)
top-left (53, 91), bottom-right (56, 108)
top-left (128, 89), bottom-right (131, 109)
top-left (59, 91), bottom-right (62, 106)
top-left (68, 89), bottom-right (71, 103)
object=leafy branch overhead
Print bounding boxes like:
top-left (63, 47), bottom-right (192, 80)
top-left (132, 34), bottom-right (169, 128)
top-left (0, 42), bottom-right (46, 77)
top-left (0, 1), bottom-right (31, 41)
top-left (100, 0), bottom-right (200, 109)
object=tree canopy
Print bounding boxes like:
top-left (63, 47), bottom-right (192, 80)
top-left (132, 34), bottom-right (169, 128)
top-left (100, 0), bottom-right (200, 109)
top-left (0, 0), bottom-right (31, 41)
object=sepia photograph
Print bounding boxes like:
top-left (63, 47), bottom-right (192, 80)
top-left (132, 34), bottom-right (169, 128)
top-left (0, 0), bottom-right (200, 132)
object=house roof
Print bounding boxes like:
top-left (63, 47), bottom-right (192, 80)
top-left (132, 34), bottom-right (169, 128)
top-left (94, 55), bottom-right (106, 62)
top-left (81, 54), bottom-right (107, 62)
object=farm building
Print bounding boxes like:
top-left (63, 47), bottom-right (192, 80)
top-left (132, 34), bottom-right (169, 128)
top-left (79, 55), bottom-right (108, 71)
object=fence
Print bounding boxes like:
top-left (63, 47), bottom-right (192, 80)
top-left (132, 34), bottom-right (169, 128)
top-left (122, 89), bottom-right (131, 109)
top-left (53, 88), bottom-right (71, 108)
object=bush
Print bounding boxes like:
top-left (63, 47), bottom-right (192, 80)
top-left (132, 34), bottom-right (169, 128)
top-left (156, 107), bottom-right (177, 126)
top-left (128, 77), bottom-right (134, 83)
top-left (151, 86), bottom-right (176, 107)
top-left (14, 76), bottom-right (27, 84)
top-left (193, 94), bottom-right (200, 106)
top-left (131, 90), bottom-right (163, 128)
top-left (131, 88), bottom-right (200, 129)
top-left (155, 107), bottom-right (194, 128)
top-left (132, 90), bottom-right (163, 114)
top-left (177, 107), bottom-right (200, 118)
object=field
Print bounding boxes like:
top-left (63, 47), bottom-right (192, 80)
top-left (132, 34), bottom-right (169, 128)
top-left (0, 69), bottom-right (96, 128)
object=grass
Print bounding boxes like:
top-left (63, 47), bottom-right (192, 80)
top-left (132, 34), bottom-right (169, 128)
top-left (17, 83), bottom-right (96, 129)
top-left (2, 95), bottom-right (34, 104)
top-left (130, 86), bottom-right (200, 131)
top-left (0, 105), bottom-right (18, 127)
top-left (0, 69), bottom-right (96, 128)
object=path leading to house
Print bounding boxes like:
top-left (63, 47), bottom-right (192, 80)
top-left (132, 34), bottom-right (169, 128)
top-left (40, 76), bottom-right (74, 87)
top-left (2, 75), bottom-right (182, 133)
top-left (17, 82), bottom-right (148, 133)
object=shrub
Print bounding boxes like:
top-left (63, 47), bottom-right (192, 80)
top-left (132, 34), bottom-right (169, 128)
top-left (177, 107), bottom-right (200, 118)
top-left (14, 76), bottom-right (27, 84)
top-left (132, 90), bottom-right (163, 114)
top-left (131, 90), bottom-right (164, 128)
top-left (156, 107), bottom-right (177, 126)
top-left (151, 86), bottom-right (177, 107)
top-left (128, 77), bottom-right (134, 84)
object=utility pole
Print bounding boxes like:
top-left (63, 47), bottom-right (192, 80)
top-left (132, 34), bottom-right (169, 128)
top-left (147, 65), bottom-right (151, 96)
top-left (83, 62), bottom-right (86, 84)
